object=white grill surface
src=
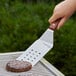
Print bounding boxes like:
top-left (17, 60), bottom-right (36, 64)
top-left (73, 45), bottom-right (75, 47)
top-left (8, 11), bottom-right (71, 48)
top-left (0, 52), bottom-right (64, 76)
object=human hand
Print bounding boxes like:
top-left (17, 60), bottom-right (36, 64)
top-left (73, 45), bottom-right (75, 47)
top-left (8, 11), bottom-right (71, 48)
top-left (49, 0), bottom-right (76, 30)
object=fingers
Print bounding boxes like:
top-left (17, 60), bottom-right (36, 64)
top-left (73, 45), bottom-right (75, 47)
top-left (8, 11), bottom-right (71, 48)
top-left (49, 23), bottom-right (57, 30)
top-left (49, 19), bottom-right (61, 30)
top-left (57, 17), bottom-right (67, 29)
top-left (49, 17), bottom-right (67, 30)
top-left (49, 13), bottom-right (67, 30)
top-left (48, 13), bottom-right (61, 23)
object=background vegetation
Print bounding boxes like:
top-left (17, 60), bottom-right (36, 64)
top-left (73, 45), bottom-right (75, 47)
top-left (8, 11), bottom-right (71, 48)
top-left (0, 0), bottom-right (76, 76)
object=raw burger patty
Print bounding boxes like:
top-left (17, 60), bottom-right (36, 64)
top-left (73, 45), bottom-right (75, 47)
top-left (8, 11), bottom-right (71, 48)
top-left (6, 60), bottom-right (32, 72)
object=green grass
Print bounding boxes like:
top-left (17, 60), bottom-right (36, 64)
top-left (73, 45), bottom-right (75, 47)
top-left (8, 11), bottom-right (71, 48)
top-left (0, 1), bottom-right (76, 75)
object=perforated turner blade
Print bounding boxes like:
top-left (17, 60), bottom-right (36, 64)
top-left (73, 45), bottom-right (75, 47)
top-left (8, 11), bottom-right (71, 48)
top-left (16, 28), bottom-right (53, 66)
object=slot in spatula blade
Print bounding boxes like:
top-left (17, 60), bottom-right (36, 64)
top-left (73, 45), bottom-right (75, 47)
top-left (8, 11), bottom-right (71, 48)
top-left (16, 29), bottom-right (53, 66)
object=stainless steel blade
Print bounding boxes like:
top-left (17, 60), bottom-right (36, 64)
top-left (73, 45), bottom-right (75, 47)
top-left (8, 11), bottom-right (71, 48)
top-left (16, 28), bottom-right (53, 66)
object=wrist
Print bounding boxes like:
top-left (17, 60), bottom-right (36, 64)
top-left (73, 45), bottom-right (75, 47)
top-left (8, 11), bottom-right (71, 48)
top-left (65, 0), bottom-right (76, 11)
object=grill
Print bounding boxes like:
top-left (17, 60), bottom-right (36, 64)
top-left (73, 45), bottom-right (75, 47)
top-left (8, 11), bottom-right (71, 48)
top-left (0, 52), bottom-right (64, 76)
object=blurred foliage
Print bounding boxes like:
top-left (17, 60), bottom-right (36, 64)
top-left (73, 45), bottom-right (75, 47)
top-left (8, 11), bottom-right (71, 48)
top-left (45, 19), bottom-right (76, 76)
top-left (0, 0), bottom-right (76, 76)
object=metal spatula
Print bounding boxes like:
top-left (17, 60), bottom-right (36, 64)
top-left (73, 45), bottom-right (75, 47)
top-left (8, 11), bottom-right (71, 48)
top-left (16, 21), bottom-right (59, 66)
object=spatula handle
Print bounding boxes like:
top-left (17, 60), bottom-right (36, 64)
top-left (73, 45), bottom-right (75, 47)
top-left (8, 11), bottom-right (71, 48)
top-left (49, 19), bottom-right (61, 30)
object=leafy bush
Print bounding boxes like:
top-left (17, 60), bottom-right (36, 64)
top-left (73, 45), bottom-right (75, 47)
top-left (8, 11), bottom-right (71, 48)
top-left (0, 1), bottom-right (76, 76)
